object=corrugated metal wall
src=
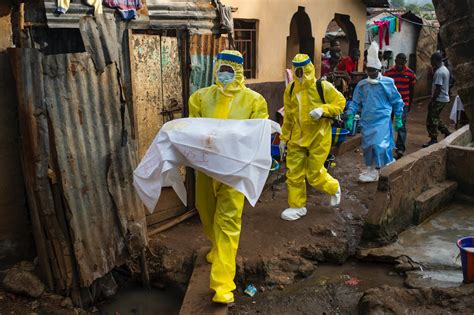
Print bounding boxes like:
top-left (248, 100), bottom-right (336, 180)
top-left (148, 0), bottom-right (219, 32)
top-left (189, 33), bottom-right (228, 93)
top-left (9, 15), bottom-right (148, 303)
top-left (43, 52), bottom-right (145, 287)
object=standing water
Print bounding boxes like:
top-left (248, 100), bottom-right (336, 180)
top-left (99, 284), bottom-right (184, 315)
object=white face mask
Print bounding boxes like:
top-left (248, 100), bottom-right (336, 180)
top-left (367, 72), bottom-right (381, 84)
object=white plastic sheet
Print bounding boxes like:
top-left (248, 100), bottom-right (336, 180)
top-left (450, 95), bottom-right (464, 123)
top-left (133, 118), bottom-right (282, 213)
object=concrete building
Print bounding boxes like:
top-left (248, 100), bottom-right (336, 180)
top-left (222, 0), bottom-right (389, 116)
top-left (366, 9), bottom-right (423, 72)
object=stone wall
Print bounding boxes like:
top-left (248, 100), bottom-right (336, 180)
top-left (447, 130), bottom-right (474, 195)
top-left (433, 0), bottom-right (474, 139)
top-left (363, 125), bottom-right (470, 243)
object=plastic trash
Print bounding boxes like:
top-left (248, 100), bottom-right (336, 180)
top-left (244, 284), bottom-right (257, 297)
top-left (344, 277), bottom-right (361, 286)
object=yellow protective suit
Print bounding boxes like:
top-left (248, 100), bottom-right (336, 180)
top-left (281, 54), bottom-right (346, 208)
top-left (188, 50), bottom-right (268, 304)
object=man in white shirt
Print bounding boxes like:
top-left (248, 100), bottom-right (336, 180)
top-left (423, 52), bottom-right (451, 147)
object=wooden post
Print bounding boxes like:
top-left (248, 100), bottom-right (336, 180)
top-left (139, 248), bottom-right (150, 289)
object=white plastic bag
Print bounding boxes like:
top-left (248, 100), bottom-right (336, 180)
top-left (133, 118), bottom-right (281, 213)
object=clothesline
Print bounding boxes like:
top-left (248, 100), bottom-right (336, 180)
top-left (384, 11), bottom-right (440, 29)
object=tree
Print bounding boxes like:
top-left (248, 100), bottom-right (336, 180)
top-left (406, 3), bottom-right (421, 14)
top-left (421, 3), bottom-right (435, 10)
top-left (390, 0), bottom-right (406, 8)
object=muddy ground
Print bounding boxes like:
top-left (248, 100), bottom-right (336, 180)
top-left (0, 98), bottom-right (459, 314)
top-left (136, 98), bottom-right (463, 314)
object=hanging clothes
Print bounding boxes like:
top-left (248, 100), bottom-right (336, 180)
top-left (374, 20), bottom-right (390, 49)
top-left (103, 0), bottom-right (142, 20)
top-left (55, 0), bottom-right (103, 15)
top-left (381, 16), bottom-right (397, 33)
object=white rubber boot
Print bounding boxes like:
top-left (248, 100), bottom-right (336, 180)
top-left (358, 166), bottom-right (379, 183)
top-left (281, 207), bottom-right (307, 221)
top-left (330, 185), bottom-right (341, 207)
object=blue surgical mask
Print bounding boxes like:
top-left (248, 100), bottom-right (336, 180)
top-left (217, 71), bottom-right (235, 85)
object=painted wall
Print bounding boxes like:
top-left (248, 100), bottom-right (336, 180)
top-left (366, 13), bottom-right (421, 68)
top-left (222, 0), bottom-right (367, 83)
top-left (0, 3), bottom-right (34, 267)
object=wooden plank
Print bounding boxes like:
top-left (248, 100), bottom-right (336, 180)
top-left (130, 33), bottom-right (164, 159)
top-left (179, 248), bottom-right (228, 315)
top-left (146, 188), bottom-right (186, 226)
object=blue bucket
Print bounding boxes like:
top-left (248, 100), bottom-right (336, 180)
top-left (271, 144), bottom-right (280, 159)
top-left (457, 236), bottom-right (474, 283)
top-left (271, 134), bottom-right (281, 159)
top-left (331, 127), bottom-right (350, 146)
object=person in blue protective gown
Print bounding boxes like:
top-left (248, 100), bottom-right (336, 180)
top-left (345, 42), bottom-right (404, 182)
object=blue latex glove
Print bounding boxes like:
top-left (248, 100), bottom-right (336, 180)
top-left (345, 113), bottom-right (354, 131)
top-left (395, 116), bottom-right (403, 131)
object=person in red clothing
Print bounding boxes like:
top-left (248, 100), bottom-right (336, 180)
top-left (337, 48), bottom-right (360, 74)
top-left (384, 53), bottom-right (416, 158)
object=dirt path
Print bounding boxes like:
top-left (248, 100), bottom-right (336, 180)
top-left (138, 96), bottom-right (458, 312)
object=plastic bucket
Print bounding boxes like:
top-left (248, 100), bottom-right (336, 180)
top-left (331, 127), bottom-right (350, 146)
top-left (457, 236), bottom-right (474, 283)
top-left (270, 159), bottom-right (280, 172)
top-left (271, 135), bottom-right (280, 159)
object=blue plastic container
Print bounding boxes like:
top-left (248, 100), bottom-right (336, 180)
top-left (271, 144), bottom-right (280, 158)
top-left (457, 236), bottom-right (474, 283)
top-left (331, 127), bottom-right (350, 146)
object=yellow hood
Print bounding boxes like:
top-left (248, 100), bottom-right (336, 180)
top-left (292, 53), bottom-right (316, 91)
top-left (214, 50), bottom-right (245, 93)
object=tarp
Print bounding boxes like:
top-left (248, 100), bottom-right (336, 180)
top-left (133, 118), bottom-right (281, 212)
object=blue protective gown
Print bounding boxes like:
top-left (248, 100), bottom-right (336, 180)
top-left (348, 76), bottom-right (404, 168)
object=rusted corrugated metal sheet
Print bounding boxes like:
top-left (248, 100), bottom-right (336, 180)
top-left (148, 0), bottom-right (219, 32)
top-left (79, 13), bottom-right (121, 72)
top-left (9, 48), bottom-right (73, 292)
top-left (43, 52), bottom-right (146, 286)
top-left (43, 0), bottom-right (149, 29)
top-left (10, 43), bottom-right (146, 299)
top-left (189, 33), bottom-right (228, 93)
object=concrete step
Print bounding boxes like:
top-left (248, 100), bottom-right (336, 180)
top-left (414, 180), bottom-right (458, 224)
top-left (179, 248), bottom-right (228, 315)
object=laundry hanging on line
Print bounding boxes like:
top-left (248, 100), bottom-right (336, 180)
top-left (55, 0), bottom-right (142, 21)
top-left (366, 15), bottom-right (402, 49)
top-left (103, 0), bottom-right (142, 21)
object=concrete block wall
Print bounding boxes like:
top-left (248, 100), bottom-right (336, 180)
top-left (363, 125), bottom-right (470, 243)
top-left (447, 129), bottom-right (474, 195)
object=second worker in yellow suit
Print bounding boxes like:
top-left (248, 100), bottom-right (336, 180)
top-left (279, 54), bottom-right (346, 221)
top-left (188, 50), bottom-right (268, 304)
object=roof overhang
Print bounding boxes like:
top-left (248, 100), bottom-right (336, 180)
top-left (362, 0), bottom-right (390, 8)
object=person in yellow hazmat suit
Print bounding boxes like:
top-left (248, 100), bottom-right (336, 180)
top-left (279, 54), bottom-right (346, 221)
top-left (188, 50), bottom-right (269, 304)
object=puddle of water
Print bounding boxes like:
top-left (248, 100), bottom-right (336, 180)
top-left (408, 270), bottom-right (464, 288)
top-left (98, 284), bottom-right (184, 315)
top-left (300, 260), bottom-right (404, 291)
